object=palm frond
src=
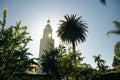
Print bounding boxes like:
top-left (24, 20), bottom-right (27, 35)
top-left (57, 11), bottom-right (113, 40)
top-left (100, 0), bottom-right (106, 5)
top-left (107, 20), bottom-right (120, 36)
top-left (107, 30), bottom-right (120, 36)
top-left (113, 20), bottom-right (120, 30)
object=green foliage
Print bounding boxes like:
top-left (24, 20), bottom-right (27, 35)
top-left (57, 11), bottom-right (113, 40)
top-left (112, 56), bottom-right (120, 71)
top-left (114, 41), bottom-right (120, 58)
top-left (41, 44), bottom-right (109, 80)
top-left (41, 44), bottom-right (66, 79)
top-left (107, 20), bottom-right (120, 70)
top-left (0, 10), bottom-right (37, 80)
top-left (41, 44), bottom-right (96, 80)
top-left (60, 48), bottom-right (84, 79)
top-left (93, 55), bottom-right (108, 74)
top-left (41, 48), bottom-right (61, 79)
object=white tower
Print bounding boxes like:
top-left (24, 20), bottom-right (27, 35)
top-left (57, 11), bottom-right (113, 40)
top-left (37, 20), bottom-right (54, 74)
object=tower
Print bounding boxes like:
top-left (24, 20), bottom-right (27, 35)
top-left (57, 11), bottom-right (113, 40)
top-left (37, 20), bottom-right (54, 74)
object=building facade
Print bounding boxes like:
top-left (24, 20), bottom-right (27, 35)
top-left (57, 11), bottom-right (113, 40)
top-left (37, 20), bottom-right (54, 74)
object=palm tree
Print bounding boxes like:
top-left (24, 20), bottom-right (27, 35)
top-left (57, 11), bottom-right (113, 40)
top-left (107, 20), bottom-right (120, 71)
top-left (93, 55), bottom-right (106, 73)
top-left (107, 20), bottom-right (120, 36)
top-left (57, 14), bottom-right (88, 52)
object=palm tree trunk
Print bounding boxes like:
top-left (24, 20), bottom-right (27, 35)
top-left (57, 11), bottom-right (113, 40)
top-left (72, 41), bottom-right (76, 52)
top-left (66, 76), bottom-right (69, 80)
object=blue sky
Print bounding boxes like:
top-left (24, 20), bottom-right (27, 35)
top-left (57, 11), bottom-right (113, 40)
top-left (0, 0), bottom-right (120, 68)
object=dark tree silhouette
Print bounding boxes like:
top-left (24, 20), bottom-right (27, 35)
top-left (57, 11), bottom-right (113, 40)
top-left (93, 55), bottom-right (107, 73)
top-left (57, 14), bottom-right (88, 52)
top-left (0, 10), bottom-right (37, 80)
top-left (107, 21), bottom-right (120, 36)
top-left (114, 41), bottom-right (120, 58)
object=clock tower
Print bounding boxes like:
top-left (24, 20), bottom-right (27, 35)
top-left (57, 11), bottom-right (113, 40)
top-left (37, 20), bottom-right (54, 74)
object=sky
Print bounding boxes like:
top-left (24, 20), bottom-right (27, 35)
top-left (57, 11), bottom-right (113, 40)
top-left (0, 0), bottom-right (120, 68)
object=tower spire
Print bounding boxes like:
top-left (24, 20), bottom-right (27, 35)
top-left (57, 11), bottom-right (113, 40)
top-left (47, 19), bottom-right (50, 25)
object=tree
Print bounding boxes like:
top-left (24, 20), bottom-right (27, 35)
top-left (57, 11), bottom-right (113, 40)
top-left (93, 55), bottom-right (107, 74)
top-left (112, 56), bottom-right (120, 71)
top-left (107, 20), bottom-right (120, 36)
top-left (114, 41), bottom-right (120, 59)
top-left (57, 14), bottom-right (88, 52)
top-left (41, 44), bottom-right (85, 80)
top-left (0, 10), bottom-right (37, 80)
top-left (78, 63), bottom-right (96, 80)
top-left (113, 56), bottom-right (120, 67)
top-left (61, 49), bottom-right (84, 80)
top-left (107, 20), bottom-right (120, 71)
top-left (41, 48), bottom-right (61, 79)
